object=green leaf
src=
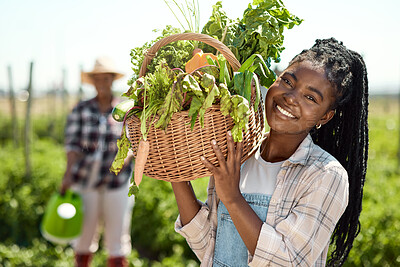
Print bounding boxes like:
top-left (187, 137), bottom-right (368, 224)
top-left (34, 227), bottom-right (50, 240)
top-left (188, 96), bottom-right (203, 129)
top-left (155, 80), bottom-right (184, 130)
top-left (128, 182), bottom-right (139, 196)
top-left (219, 83), bottom-right (232, 116)
top-left (182, 74), bottom-right (205, 101)
top-left (243, 70), bottom-right (253, 104)
top-left (110, 129), bottom-right (130, 175)
top-left (253, 73), bottom-right (261, 110)
top-left (200, 73), bottom-right (216, 93)
top-left (233, 72), bottom-right (245, 96)
top-left (229, 95), bottom-right (250, 142)
top-left (198, 84), bottom-right (220, 127)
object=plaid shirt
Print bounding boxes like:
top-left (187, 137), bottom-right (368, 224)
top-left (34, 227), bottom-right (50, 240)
top-left (175, 134), bottom-right (349, 266)
top-left (65, 97), bottom-right (131, 189)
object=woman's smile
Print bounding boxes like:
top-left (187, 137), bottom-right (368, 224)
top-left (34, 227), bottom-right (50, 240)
top-left (275, 103), bottom-right (296, 119)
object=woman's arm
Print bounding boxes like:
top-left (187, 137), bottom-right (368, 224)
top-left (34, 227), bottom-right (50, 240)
top-left (171, 181), bottom-right (201, 226)
top-left (61, 105), bottom-right (83, 194)
top-left (61, 150), bottom-right (82, 194)
top-left (222, 195), bottom-right (263, 256)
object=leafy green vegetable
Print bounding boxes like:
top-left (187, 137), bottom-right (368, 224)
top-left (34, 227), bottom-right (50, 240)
top-left (155, 75), bottom-right (184, 129)
top-left (200, 0), bottom-right (302, 88)
top-left (233, 72), bottom-right (245, 95)
top-left (219, 83), bottom-right (232, 116)
top-left (200, 2), bottom-right (239, 49)
top-left (128, 26), bottom-right (193, 83)
top-left (182, 73), bottom-right (204, 100)
top-left (229, 95), bottom-right (250, 141)
top-left (198, 82), bottom-right (220, 127)
top-left (128, 183), bottom-right (140, 196)
top-left (188, 96), bottom-right (203, 129)
top-left (218, 54), bottom-right (231, 86)
top-left (109, 129), bottom-right (131, 175)
top-left (243, 70), bottom-right (253, 103)
top-left (200, 72), bottom-right (216, 92)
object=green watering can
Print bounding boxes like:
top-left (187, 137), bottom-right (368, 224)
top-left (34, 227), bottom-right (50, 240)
top-left (41, 190), bottom-right (83, 245)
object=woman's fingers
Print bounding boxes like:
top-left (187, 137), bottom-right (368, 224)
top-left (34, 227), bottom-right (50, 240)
top-left (201, 131), bottom-right (244, 173)
top-left (226, 131), bottom-right (235, 162)
top-left (235, 139), bottom-right (244, 164)
top-left (211, 139), bottom-right (226, 168)
top-left (200, 155), bottom-right (217, 173)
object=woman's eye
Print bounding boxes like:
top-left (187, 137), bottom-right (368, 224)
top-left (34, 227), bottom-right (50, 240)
top-left (282, 77), bottom-right (292, 87)
top-left (306, 95), bottom-right (317, 103)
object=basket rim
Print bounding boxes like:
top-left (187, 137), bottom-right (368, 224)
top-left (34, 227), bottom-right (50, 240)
top-left (138, 32), bottom-right (241, 77)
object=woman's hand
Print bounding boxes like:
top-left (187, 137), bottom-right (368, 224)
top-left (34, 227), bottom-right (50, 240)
top-left (201, 131), bottom-right (243, 204)
top-left (202, 131), bottom-right (263, 255)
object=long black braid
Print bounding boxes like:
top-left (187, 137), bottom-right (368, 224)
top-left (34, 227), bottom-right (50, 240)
top-left (289, 38), bottom-right (369, 266)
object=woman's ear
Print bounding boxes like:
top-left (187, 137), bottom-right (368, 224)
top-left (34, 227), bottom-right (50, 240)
top-left (319, 109), bottom-right (336, 126)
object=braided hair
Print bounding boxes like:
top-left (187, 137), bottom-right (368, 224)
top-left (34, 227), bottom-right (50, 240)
top-left (289, 38), bottom-right (369, 266)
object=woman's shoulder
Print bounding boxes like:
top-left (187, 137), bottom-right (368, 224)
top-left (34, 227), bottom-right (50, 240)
top-left (307, 143), bottom-right (348, 181)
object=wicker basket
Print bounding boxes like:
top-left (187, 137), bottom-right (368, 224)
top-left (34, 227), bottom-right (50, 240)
top-left (126, 33), bottom-right (265, 182)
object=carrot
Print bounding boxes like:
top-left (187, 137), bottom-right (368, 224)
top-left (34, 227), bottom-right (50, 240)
top-left (134, 138), bottom-right (150, 187)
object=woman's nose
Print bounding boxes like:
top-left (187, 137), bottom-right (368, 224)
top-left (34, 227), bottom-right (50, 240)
top-left (283, 91), bottom-right (299, 105)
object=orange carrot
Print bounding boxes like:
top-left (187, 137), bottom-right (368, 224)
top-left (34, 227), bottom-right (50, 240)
top-left (185, 50), bottom-right (219, 73)
top-left (134, 138), bottom-right (150, 187)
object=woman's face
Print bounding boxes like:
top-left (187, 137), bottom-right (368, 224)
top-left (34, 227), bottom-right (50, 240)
top-left (91, 73), bottom-right (114, 97)
top-left (265, 61), bottom-right (336, 136)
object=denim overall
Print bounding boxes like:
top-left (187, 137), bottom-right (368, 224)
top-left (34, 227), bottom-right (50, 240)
top-left (213, 193), bottom-right (271, 267)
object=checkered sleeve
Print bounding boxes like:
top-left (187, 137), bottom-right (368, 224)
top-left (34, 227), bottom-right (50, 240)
top-left (250, 165), bottom-right (349, 266)
top-left (174, 177), bottom-right (219, 266)
top-left (175, 203), bottom-right (213, 259)
top-left (65, 104), bottom-right (82, 153)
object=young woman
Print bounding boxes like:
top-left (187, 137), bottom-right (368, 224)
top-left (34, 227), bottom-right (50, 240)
top-left (171, 38), bottom-right (369, 266)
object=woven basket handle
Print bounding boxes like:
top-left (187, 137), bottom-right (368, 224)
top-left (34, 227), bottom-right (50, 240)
top-left (139, 33), bottom-right (241, 77)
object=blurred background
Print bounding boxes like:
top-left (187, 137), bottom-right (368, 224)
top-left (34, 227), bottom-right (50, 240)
top-left (0, 0), bottom-right (399, 266)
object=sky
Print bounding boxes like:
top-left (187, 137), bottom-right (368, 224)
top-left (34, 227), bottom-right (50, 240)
top-left (0, 0), bottom-right (399, 96)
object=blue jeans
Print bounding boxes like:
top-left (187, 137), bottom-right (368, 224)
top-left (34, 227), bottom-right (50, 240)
top-left (213, 193), bottom-right (271, 267)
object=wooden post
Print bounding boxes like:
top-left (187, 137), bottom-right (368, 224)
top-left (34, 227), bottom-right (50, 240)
top-left (398, 67), bottom-right (400, 169)
top-left (78, 65), bottom-right (84, 101)
top-left (8, 65), bottom-right (18, 147)
top-left (397, 80), bottom-right (400, 169)
top-left (24, 62), bottom-right (33, 178)
top-left (62, 68), bottom-right (68, 116)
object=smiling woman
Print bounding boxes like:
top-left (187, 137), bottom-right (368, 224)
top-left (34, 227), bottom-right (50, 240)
top-left (171, 38), bottom-right (369, 267)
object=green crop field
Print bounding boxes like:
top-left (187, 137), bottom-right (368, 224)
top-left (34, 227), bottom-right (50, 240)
top-left (0, 95), bottom-right (399, 266)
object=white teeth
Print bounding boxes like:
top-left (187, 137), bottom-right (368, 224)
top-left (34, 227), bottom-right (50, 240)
top-left (276, 105), bottom-right (295, 118)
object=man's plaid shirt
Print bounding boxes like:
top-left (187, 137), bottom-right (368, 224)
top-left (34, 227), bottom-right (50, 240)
top-left (65, 97), bottom-right (131, 188)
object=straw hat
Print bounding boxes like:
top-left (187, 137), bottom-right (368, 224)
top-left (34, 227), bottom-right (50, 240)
top-left (81, 56), bottom-right (124, 85)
